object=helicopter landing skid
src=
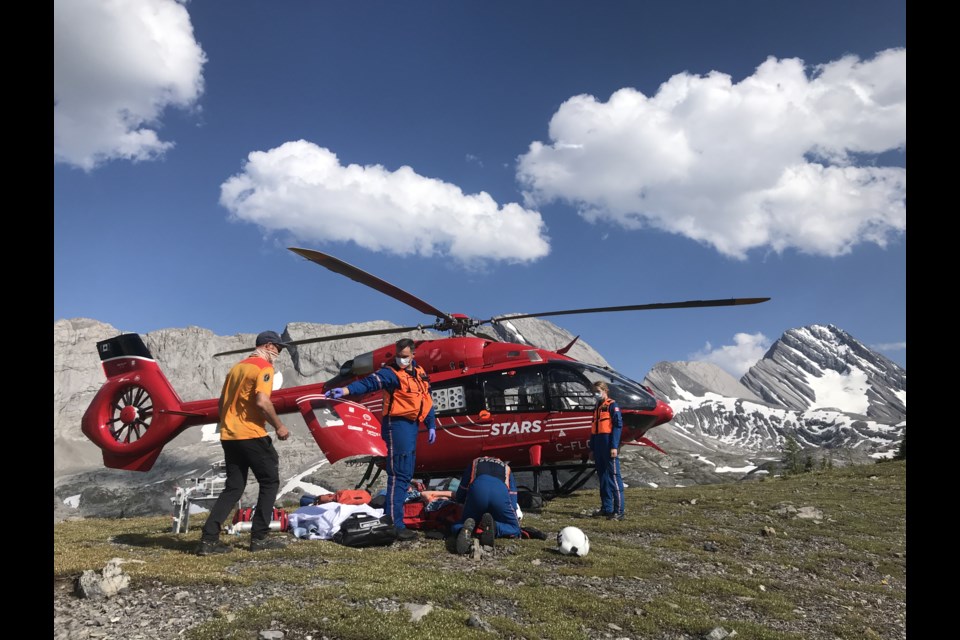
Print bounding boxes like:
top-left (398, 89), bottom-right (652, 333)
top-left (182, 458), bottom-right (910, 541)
top-left (349, 459), bottom-right (596, 501)
top-left (535, 462), bottom-right (597, 498)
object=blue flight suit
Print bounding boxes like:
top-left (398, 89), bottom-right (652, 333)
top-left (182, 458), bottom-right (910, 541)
top-left (346, 361), bottom-right (436, 530)
top-left (450, 457), bottom-right (522, 538)
top-left (591, 398), bottom-right (625, 517)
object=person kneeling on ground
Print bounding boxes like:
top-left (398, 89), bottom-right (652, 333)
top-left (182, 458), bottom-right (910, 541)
top-left (450, 456), bottom-right (521, 554)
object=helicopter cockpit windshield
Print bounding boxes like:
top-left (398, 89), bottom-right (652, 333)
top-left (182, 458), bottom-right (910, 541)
top-left (547, 363), bottom-right (659, 412)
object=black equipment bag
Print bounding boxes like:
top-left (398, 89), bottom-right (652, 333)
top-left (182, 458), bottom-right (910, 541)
top-left (332, 513), bottom-right (397, 548)
top-left (517, 485), bottom-right (544, 513)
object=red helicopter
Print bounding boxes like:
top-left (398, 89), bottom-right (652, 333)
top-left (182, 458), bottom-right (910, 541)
top-left (81, 247), bottom-right (769, 496)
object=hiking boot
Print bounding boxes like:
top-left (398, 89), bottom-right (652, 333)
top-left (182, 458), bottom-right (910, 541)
top-left (607, 512), bottom-right (625, 522)
top-left (456, 518), bottom-right (475, 554)
top-left (589, 508), bottom-right (612, 518)
top-left (197, 539), bottom-right (233, 556)
top-left (250, 536), bottom-right (287, 552)
top-left (479, 512), bottom-right (495, 548)
top-left (395, 527), bottom-right (418, 542)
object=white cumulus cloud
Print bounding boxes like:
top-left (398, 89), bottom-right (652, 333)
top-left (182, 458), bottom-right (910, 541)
top-left (219, 140), bottom-right (551, 265)
top-left (691, 332), bottom-right (771, 378)
top-left (517, 48), bottom-right (906, 259)
top-left (54, 0), bottom-right (206, 171)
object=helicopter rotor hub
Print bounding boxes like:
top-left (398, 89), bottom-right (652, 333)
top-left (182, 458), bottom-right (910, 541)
top-left (119, 405), bottom-right (139, 425)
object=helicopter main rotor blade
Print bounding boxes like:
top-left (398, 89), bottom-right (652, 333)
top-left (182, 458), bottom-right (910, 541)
top-left (487, 297), bottom-right (771, 323)
top-left (212, 325), bottom-right (426, 357)
top-left (289, 247), bottom-right (451, 321)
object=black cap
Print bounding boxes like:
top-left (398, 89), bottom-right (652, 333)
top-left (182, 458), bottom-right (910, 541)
top-left (256, 330), bottom-right (292, 351)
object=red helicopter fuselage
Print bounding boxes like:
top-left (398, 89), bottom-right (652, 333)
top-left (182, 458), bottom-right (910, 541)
top-left (81, 334), bottom-right (672, 476)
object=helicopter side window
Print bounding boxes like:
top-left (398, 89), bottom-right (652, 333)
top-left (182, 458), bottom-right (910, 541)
top-left (545, 367), bottom-right (595, 411)
top-left (481, 369), bottom-right (546, 413)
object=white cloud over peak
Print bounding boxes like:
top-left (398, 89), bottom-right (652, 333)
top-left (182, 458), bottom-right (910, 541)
top-left (517, 48), bottom-right (906, 259)
top-left (692, 332), bottom-right (771, 377)
top-left (54, 0), bottom-right (206, 171)
top-left (872, 341), bottom-right (906, 351)
top-left (219, 140), bottom-right (551, 265)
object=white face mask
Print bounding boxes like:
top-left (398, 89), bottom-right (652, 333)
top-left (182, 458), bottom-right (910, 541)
top-left (255, 346), bottom-right (279, 365)
top-left (396, 356), bottom-right (412, 368)
top-left (594, 391), bottom-right (604, 400)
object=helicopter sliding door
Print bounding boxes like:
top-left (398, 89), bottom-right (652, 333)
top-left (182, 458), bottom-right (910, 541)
top-left (479, 369), bottom-right (547, 415)
top-left (540, 366), bottom-right (595, 460)
top-left (545, 367), bottom-right (595, 412)
top-left (475, 368), bottom-right (548, 456)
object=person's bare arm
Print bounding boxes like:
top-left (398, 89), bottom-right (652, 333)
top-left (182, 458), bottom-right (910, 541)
top-left (255, 392), bottom-right (289, 440)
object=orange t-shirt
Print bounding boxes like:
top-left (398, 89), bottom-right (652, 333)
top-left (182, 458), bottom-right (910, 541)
top-left (218, 356), bottom-right (275, 441)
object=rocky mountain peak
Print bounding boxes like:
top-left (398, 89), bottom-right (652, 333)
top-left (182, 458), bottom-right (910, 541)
top-left (741, 324), bottom-right (906, 423)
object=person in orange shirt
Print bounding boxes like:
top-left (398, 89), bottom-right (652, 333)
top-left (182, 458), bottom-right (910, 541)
top-left (197, 331), bottom-right (291, 555)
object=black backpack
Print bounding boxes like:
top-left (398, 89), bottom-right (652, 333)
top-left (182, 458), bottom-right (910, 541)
top-left (517, 485), bottom-right (544, 513)
top-left (332, 513), bottom-right (397, 548)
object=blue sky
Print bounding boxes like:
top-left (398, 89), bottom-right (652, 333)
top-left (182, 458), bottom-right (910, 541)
top-left (54, 1), bottom-right (906, 384)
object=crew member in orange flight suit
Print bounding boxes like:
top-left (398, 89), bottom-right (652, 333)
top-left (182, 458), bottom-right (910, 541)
top-left (589, 380), bottom-right (625, 521)
top-left (325, 337), bottom-right (437, 541)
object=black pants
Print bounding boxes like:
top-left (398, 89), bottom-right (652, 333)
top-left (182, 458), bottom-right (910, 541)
top-left (201, 436), bottom-right (280, 541)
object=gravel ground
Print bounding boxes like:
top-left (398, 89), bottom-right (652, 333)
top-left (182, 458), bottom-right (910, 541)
top-left (53, 529), bottom-right (907, 640)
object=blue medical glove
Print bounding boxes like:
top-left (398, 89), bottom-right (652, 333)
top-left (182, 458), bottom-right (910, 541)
top-left (428, 427), bottom-right (436, 444)
top-left (324, 388), bottom-right (344, 399)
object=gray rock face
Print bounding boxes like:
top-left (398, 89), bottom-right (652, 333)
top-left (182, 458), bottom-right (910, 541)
top-left (486, 316), bottom-right (610, 368)
top-left (740, 324), bottom-right (906, 424)
top-left (645, 361), bottom-right (766, 403)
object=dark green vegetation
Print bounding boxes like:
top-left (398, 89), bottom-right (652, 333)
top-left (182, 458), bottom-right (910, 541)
top-left (54, 461), bottom-right (906, 640)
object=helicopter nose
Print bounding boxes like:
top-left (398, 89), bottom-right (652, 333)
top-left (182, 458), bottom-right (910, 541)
top-left (654, 399), bottom-right (674, 426)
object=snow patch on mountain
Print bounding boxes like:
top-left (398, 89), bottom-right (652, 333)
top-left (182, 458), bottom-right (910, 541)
top-left (806, 367), bottom-right (870, 414)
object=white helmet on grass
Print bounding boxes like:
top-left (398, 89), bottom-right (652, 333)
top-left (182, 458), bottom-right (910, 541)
top-left (556, 526), bottom-right (590, 557)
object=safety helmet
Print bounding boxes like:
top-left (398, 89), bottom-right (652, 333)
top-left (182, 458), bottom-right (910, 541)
top-left (556, 526), bottom-right (590, 557)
